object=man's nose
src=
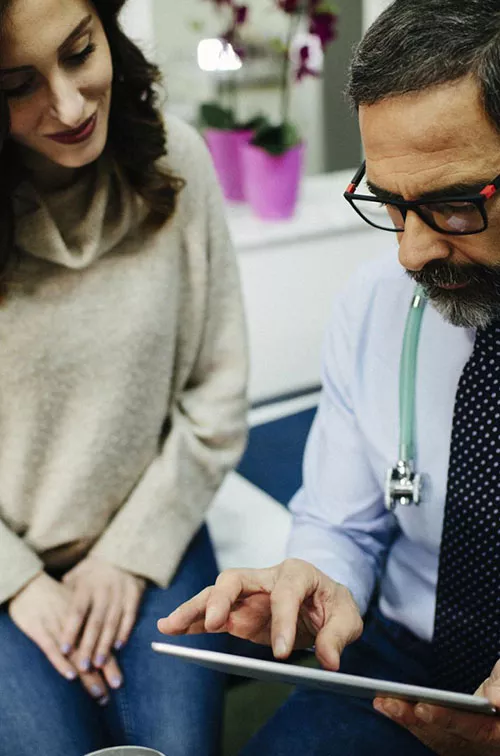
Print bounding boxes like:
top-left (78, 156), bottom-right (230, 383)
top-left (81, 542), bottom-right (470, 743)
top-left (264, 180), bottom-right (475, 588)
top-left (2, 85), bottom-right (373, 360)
top-left (48, 75), bottom-right (86, 129)
top-left (398, 210), bottom-right (451, 271)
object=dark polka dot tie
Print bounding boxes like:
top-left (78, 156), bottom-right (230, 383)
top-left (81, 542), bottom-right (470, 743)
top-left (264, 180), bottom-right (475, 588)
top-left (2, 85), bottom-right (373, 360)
top-left (432, 321), bottom-right (500, 693)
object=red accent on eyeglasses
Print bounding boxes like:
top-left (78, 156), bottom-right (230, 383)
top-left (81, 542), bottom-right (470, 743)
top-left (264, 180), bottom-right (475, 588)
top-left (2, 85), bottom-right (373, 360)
top-left (480, 184), bottom-right (497, 200)
top-left (346, 183), bottom-right (356, 194)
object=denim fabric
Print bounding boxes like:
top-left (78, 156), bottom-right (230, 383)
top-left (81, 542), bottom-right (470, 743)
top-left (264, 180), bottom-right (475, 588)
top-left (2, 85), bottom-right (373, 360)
top-left (239, 608), bottom-right (435, 756)
top-left (0, 525), bottom-right (225, 756)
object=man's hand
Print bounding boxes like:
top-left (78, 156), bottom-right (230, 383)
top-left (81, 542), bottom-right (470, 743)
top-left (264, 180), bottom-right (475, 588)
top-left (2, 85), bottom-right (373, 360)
top-left (8, 572), bottom-right (117, 705)
top-left (60, 557), bottom-right (146, 674)
top-left (373, 660), bottom-right (500, 755)
top-left (158, 559), bottom-right (363, 670)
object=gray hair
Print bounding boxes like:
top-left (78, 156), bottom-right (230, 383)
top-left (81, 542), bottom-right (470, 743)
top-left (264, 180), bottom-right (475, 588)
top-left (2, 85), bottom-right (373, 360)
top-left (347, 0), bottom-right (500, 130)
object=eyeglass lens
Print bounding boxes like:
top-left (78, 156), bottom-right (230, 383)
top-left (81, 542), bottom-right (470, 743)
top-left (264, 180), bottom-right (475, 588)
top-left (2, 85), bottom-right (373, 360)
top-left (352, 199), bottom-right (485, 233)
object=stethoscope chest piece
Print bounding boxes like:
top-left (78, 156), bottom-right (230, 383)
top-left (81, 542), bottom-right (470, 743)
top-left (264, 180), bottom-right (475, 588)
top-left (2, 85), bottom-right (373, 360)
top-left (385, 460), bottom-right (422, 511)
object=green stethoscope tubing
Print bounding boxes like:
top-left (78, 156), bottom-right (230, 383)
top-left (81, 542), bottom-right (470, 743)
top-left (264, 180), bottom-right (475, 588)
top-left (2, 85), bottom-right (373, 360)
top-left (399, 285), bottom-right (427, 465)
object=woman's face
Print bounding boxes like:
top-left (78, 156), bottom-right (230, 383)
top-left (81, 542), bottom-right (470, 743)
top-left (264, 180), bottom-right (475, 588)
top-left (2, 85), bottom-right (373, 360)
top-left (0, 0), bottom-right (113, 169)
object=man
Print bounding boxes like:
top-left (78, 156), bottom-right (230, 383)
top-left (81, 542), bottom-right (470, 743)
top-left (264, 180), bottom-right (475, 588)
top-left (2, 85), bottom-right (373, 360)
top-left (159, 1), bottom-right (500, 753)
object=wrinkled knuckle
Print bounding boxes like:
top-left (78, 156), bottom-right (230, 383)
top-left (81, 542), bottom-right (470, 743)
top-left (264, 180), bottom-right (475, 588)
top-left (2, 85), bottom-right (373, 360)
top-left (280, 558), bottom-right (301, 574)
top-left (215, 569), bottom-right (239, 591)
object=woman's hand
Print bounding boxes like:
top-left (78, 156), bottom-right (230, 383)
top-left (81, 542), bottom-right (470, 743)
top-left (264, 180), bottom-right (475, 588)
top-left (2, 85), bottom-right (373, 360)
top-left (61, 557), bottom-right (146, 673)
top-left (373, 661), bottom-right (500, 755)
top-left (8, 572), bottom-right (115, 705)
top-left (158, 558), bottom-right (363, 671)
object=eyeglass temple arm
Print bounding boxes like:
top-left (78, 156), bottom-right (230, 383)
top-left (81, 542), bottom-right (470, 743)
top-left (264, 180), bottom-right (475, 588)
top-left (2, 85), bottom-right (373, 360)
top-left (481, 174), bottom-right (500, 200)
top-left (345, 161), bottom-right (367, 194)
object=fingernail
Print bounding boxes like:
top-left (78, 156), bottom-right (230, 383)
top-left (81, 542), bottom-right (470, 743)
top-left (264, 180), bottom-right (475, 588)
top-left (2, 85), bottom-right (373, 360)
top-left (110, 676), bottom-right (122, 690)
top-left (114, 640), bottom-right (124, 651)
top-left (98, 696), bottom-right (110, 707)
top-left (274, 635), bottom-right (288, 658)
top-left (90, 684), bottom-right (104, 698)
top-left (79, 658), bottom-right (91, 672)
top-left (65, 669), bottom-right (77, 681)
top-left (415, 705), bottom-right (432, 723)
top-left (94, 654), bottom-right (106, 667)
top-left (205, 607), bottom-right (219, 626)
top-left (385, 702), bottom-right (402, 718)
top-left (60, 643), bottom-right (72, 655)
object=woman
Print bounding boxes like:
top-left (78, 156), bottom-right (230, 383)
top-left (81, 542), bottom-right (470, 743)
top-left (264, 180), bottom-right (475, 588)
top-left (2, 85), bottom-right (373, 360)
top-left (0, 0), bottom-right (248, 754)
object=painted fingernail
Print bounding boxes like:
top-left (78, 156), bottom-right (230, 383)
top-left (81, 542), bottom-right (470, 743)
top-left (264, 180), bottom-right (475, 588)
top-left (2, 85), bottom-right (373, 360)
top-left (415, 705), bottom-right (432, 723)
top-left (94, 654), bottom-right (106, 667)
top-left (60, 643), bottom-right (72, 655)
top-left (98, 696), bottom-right (110, 707)
top-left (90, 684), bottom-right (104, 698)
top-left (114, 640), bottom-right (124, 651)
top-left (79, 658), bottom-right (91, 672)
top-left (110, 676), bottom-right (122, 689)
top-left (65, 669), bottom-right (77, 681)
top-left (274, 635), bottom-right (288, 658)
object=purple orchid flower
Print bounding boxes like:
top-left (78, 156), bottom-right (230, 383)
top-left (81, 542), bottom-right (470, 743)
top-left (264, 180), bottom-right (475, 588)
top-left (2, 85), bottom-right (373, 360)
top-left (234, 4), bottom-right (248, 25)
top-left (296, 44), bottom-right (320, 81)
top-left (309, 11), bottom-right (339, 49)
top-left (277, 0), bottom-right (301, 14)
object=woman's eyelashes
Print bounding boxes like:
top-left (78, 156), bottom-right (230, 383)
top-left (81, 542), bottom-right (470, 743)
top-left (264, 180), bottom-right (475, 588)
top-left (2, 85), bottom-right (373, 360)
top-left (4, 77), bottom-right (37, 99)
top-left (3, 41), bottom-right (97, 99)
top-left (66, 42), bottom-right (97, 68)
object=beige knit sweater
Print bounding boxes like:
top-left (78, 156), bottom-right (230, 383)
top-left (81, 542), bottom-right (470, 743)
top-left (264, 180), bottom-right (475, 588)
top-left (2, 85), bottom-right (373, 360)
top-left (0, 115), bottom-right (248, 605)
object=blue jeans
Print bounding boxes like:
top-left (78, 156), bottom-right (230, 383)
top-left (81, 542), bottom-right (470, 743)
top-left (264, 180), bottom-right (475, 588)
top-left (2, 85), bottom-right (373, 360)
top-left (0, 525), bottom-right (225, 756)
top-left (239, 608), bottom-right (435, 756)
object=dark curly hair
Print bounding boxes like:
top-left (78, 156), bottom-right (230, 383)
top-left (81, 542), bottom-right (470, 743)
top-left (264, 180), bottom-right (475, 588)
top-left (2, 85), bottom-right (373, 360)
top-left (0, 0), bottom-right (185, 281)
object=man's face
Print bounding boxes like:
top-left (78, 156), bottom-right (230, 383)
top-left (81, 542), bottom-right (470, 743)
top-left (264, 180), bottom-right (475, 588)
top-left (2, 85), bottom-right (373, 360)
top-left (359, 76), bottom-right (500, 328)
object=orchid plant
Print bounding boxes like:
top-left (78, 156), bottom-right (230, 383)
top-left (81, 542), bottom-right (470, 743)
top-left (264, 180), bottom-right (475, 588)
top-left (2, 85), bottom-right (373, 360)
top-left (199, 0), bottom-right (265, 132)
top-left (252, 0), bottom-right (340, 155)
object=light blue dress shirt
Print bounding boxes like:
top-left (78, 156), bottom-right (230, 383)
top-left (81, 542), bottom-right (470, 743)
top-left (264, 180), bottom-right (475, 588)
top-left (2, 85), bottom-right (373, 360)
top-left (287, 255), bottom-right (477, 643)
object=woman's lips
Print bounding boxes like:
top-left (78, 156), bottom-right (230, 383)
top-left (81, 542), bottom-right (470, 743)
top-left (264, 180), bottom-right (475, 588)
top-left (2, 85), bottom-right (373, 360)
top-left (46, 113), bottom-right (97, 145)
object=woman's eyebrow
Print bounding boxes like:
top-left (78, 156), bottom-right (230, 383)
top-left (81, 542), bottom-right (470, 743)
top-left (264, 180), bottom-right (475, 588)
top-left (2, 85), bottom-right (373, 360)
top-left (58, 14), bottom-right (93, 55)
top-left (0, 14), bottom-right (93, 77)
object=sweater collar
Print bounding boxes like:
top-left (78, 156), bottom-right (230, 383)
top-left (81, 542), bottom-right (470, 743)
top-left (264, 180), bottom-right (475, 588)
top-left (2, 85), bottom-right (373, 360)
top-left (13, 152), bottom-right (147, 270)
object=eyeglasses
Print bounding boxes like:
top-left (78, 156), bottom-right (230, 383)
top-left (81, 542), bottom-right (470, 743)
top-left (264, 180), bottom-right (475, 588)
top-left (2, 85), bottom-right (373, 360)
top-left (343, 162), bottom-right (500, 236)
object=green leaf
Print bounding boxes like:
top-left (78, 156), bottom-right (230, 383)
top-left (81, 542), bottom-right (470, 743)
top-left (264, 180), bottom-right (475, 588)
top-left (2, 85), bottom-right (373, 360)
top-left (238, 114), bottom-right (270, 132)
top-left (312, 1), bottom-right (340, 14)
top-left (199, 102), bottom-right (237, 130)
top-left (188, 19), bottom-right (205, 33)
top-left (269, 37), bottom-right (288, 55)
top-left (250, 121), bottom-right (302, 155)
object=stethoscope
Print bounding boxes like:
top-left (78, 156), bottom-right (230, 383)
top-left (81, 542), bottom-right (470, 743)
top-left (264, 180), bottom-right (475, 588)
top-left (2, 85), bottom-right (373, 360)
top-left (385, 285), bottom-right (428, 511)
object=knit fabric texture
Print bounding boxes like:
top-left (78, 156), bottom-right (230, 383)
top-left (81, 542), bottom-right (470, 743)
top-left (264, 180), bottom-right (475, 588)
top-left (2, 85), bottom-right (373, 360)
top-left (0, 116), bottom-right (248, 604)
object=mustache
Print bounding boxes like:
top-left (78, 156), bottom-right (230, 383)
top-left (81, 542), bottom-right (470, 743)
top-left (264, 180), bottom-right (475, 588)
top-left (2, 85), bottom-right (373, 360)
top-left (407, 261), bottom-right (500, 289)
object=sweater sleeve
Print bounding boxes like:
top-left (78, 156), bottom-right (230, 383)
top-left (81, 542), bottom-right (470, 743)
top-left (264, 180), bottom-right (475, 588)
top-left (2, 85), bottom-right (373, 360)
top-left (0, 518), bottom-right (44, 604)
top-left (89, 122), bottom-right (249, 586)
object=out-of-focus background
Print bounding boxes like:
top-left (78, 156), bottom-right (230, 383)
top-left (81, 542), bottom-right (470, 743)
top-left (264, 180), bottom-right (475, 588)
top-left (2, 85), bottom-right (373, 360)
top-left (121, 0), bottom-right (395, 404)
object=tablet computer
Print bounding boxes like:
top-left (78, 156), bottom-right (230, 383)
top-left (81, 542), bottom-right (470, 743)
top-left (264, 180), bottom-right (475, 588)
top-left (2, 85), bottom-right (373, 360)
top-left (151, 641), bottom-right (497, 716)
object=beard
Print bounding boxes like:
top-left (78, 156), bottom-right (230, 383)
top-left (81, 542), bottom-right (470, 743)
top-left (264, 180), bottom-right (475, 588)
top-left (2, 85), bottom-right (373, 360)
top-left (406, 261), bottom-right (500, 329)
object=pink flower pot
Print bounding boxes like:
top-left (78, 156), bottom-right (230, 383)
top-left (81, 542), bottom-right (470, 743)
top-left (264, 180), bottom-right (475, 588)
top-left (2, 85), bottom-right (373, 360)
top-left (204, 128), bottom-right (254, 203)
top-left (241, 142), bottom-right (305, 220)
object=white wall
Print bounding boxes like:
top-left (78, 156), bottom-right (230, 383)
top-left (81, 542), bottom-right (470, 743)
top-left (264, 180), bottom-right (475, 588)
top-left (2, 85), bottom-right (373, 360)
top-left (363, 0), bottom-right (393, 31)
top-left (120, 0), bottom-right (155, 53)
